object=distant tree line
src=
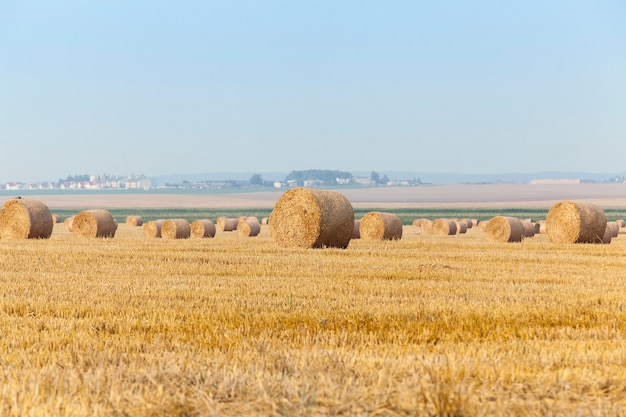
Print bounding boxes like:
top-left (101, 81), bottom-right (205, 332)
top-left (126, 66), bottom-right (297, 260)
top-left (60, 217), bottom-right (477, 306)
top-left (285, 170), bottom-right (353, 186)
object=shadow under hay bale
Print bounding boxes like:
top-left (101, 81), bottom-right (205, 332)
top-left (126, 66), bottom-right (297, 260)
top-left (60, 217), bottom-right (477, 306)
top-left (162, 219), bottom-right (190, 239)
top-left (485, 216), bottom-right (525, 242)
top-left (72, 209), bottom-right (117, 238)
top-left (126, 215), bottom-right (143, 227)
top-left (143, 219), bottom-right (166, 238)
top-left (359, 212), bottom-right (402, 241)
top-left (546, 201), bottom-right (606, 244)
top-left (269, 187), bottom-right (354, 249)
top-left (190, 219), bottom-right (216, 238)
top-left (0, 198), bottom-right (53, 239)
top-left (237, 218), bottom-right (261, 237)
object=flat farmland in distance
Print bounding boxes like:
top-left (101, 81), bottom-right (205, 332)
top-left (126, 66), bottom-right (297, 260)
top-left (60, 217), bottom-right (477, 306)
top-left (2, 184), bottom-right (626, 415)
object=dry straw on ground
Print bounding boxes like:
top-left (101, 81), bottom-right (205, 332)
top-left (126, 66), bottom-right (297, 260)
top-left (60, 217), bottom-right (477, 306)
top-left (485, 216), bottom-right (525, 242)
top-left (431, 218), bottom-right (457, 236)
top-left (143, 219), bottom-right (166, 238)
top-left (237, 218), bottom-right (261, 237)
top-left (125, 215), bottom-right (143, 227)
top-left (217, 217), bottom-right (238, 232)
top-left (161, 219), bottom-right (191, 239)
top-left (359, 212), bottom-right (403, 241)
top-left (190, 219), bottom-right (216, 238)
top-left (0, 198), bottom-right (53, 239)
top-left (269, 187), bottom-right (354, 249)
top-left (546, 201), bottom-right (607, 244)
top-left (72, 209), bottom-right (117, 238)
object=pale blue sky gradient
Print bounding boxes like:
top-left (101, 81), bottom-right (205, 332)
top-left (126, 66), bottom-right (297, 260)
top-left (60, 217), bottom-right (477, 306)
top-left (1, 1), bottom-right (625, 182)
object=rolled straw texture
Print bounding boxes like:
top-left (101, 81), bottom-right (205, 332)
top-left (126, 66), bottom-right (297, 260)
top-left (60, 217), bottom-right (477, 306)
top-left (217, 217), bottom-right (238, 232)
top-left (125, 215), bottom-right (143, 227)
top-left (269, 188), bottom-right (354, 249)
top-left (420, 219), bottom-right (433, 234)
top-left (453, 219), bottom-right (467, 234)
top-left (190, 219), bottom-right (216, 238)
top-left (477, 221), bottom-right (489, 232)
top-left (72, 209), bottom-right (117, 238)
top-left (360, 212), bottom-right (402, 241)
top-left (161, 219), bottom-right (190, 239)
top-left (143, 220), bottom-right (165, 238)
top-left (431, 218), bottom-right (457, 236)
top-left (546, 201), bottom-right (606, 244)
top-left (485, 216), bottom-right (525, 242)
top-left (607, 222), bottom-right (619, 238)
top-left (237, 219), bottom-right (261, 237)
top-left (0, 198), bottom-right (53, 239)
top-left (601, 224), bottom-right (612, 244)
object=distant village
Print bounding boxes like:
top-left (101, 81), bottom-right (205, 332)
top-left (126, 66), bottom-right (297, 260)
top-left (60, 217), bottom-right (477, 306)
top-left (1, 170), bottom-right (624, 191)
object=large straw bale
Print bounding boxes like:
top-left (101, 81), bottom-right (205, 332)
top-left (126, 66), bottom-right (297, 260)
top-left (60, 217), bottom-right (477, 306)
top-left (161, 219), bottom-right (190, 239)
top-left (237, 218), bottom-right (261, 237)
top-left (0, 198), bottom-right (53, 239)
top-left (190, 219), bottom-right (216, 238)
top-left (359, 212), bottom-right (402, 241)
top-left (546, 201), bottom-right (607, 244)
top-left (521, 219), bottom-right (536, 238)
top-left (216, 217), bottom-right (238, 232)
top-left (431, 218), bottom-right (457, 236)
top-left (485, 216), bottom-right (525, 242)
top-left (72, 209), bottom-right (117, 238)
top-left (125, 215), bottom-right (143, 227)
top-left (601, 224), bottom-right (613, 244)
top-left (269, 188), bottom-right (354, 249)
top-left (143, 219), bottom-right (166, 238)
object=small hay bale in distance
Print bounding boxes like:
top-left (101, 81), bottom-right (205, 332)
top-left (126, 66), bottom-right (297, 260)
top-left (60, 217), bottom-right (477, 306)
top-left (520, 219), bottom-right (536, 238)
top-left (615, 219), bottom-right (626, 228)
top-left (190, 219), bottom-right (216, 238)
top-left (607, 221), bottom-right (619, 238)
top-left (453, 219), bottom-right (467, 234)
top-left (261, 217), bottom-right (270, 225)
top-left (485, 216), bottom-right (525, 242)
top-left (161, 219), bottom-right (190, 239)
top-left (420, 219), bottom-right (433, 234)
top-left (601, 224), bottom-right (613, 244)
top-left (0, 198), bottom-right (53, 239)
top-left (51, 214), bottom-right (62, 223)
top-left (269, 187), bottom-right (354, 249)
top-left (72, 209), bottom-right (117, 238)
top-left (352, 219), bottom-right (361, 239)
top-left (237, 218), bottom-right (261, 237)
top-left (64, 215), bottom-right (75, 232)
top-left (431, 218), bottom-right (457, 236)
top-left (216, 216), bottom-right (238, 232)
top-left (143, 219), bottom-right (166, 238)
top-left (360, 212), bottom-right (403, 241)
top-left (125, 215), bottom-right (143, 227)
top-left (546, 201), bottom-right (607, 244)
top-left (477, 220), bottom-right (489, 232)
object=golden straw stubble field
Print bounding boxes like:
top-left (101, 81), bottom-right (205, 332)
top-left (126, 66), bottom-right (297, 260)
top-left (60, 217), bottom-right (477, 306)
top-left (2, 186), bottom-right (626, 416)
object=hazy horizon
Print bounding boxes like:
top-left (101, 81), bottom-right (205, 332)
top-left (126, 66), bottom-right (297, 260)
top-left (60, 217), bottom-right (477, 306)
top-left (2, 2), bottom-right (625, 183)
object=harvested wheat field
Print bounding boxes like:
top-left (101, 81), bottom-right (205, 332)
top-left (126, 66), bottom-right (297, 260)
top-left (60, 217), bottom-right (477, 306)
top-left (2, 188), bottom-right (626, 415)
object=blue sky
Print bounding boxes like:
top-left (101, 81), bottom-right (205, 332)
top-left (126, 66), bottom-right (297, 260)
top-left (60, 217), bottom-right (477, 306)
top-left (1, 1), bottom-right (625, 182)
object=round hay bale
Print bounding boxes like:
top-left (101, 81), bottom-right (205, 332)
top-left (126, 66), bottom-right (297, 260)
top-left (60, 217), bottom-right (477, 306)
top-left (546, 201), bottom-right (607, 244)
top-left (269, 188), bottom-right (354, 249)
top-left (72, 209), bottom-right (117, 238)
top-left (352, 219), bottom-right (361, 239)
top-left (143, 219), bottom-right (165, 238)
top-left (64, 215), bottom-right (75, 232)
top-left (431, 218), bottom-right (457, 236)
top-left (607, 221), bottom-right (619, 238)
top-left (420, 219), bottom-right (433, 234)
top-left (216, 217), bottom-right (238, 232)
top-left (453, 219), bottom-right (467, 234)
top-left (615, 219), bottom-right (625, 228)
top-left (412, 219), bottom-right (422, 228)
top-left (237, 218), bottom-right (261, 237)
top-left (125, 215), bottom-right (143, 227)
top-left (190, 219), bottom-right (216, 238)
top-left (51, 214), bottom-right (62, 223)
top-left (601, 224), bottom-right (613, 244)
top-left (520, 219), bottom-right (536, 238)
top-left (0, 198), bottom-right (53, 239)
top-left (161, 219), bottom-right (190, 239)
top-left (261, 217), bottom-right (270, 225)
top-left (359, 212), bottom-right (402, 241)
top-left (477, 220), bottom-right (489, 232)
top-left (461, 218), bottom-right (473, 229)
top-left (485, 216), bottom-right (525, 242)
